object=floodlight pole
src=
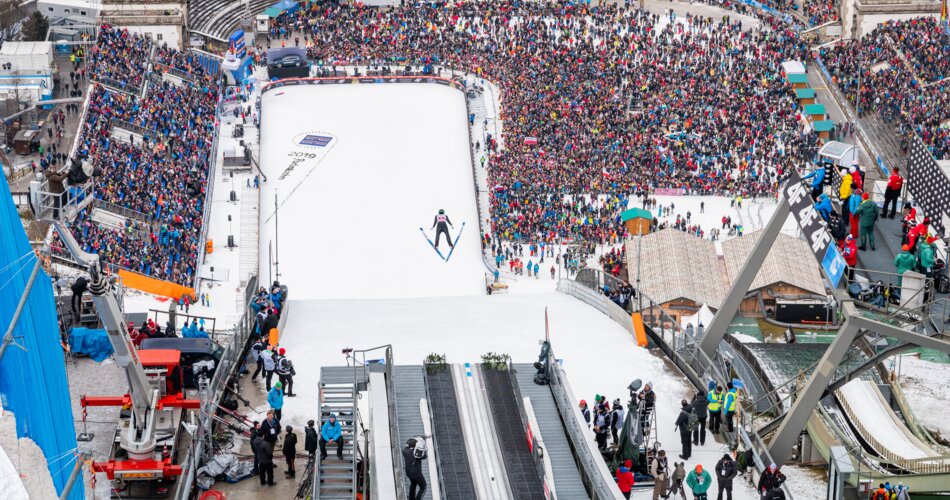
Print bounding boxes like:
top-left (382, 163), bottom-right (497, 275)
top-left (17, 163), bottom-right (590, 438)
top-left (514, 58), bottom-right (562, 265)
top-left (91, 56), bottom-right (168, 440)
top-left (0, 258), bottom-right (42, 363)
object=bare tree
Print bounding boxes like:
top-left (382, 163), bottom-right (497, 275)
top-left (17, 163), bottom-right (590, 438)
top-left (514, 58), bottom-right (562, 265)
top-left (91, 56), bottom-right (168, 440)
top-left (0, 0), bottom-right (22, 42)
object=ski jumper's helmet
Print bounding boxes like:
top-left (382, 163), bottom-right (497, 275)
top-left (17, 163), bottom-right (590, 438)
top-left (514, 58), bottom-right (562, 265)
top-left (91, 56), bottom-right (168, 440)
top-left (439, 209), bottom-right (445, 214)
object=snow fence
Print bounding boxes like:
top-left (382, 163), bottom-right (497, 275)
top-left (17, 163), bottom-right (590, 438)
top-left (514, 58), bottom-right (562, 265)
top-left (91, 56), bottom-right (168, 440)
top-left (0, 175), bottom-right (83, 499)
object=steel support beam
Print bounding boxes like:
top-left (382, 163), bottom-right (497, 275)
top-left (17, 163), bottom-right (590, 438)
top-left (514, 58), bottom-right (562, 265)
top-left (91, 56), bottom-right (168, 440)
top-left (0, 258), bottom-right (42, 363)
top-left (850, 314), bottom-right (950, 354)
top-left (700, 200), bottom-right (791, 359)
top-left (755, 341), bottom-right (916, 437)
top-left (767, 318), bottom-right (860, 464)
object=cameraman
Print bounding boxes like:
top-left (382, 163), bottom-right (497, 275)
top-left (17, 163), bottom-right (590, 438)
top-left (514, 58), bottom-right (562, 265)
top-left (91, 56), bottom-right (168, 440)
top-left (403, 438), bottom-right (427, 500)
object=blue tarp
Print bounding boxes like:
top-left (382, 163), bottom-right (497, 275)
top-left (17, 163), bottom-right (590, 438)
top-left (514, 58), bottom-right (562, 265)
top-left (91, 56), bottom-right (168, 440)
top-left (68, 327), bottom-right (114, 362)
top-left (0, 176), bottom-right (83, 499)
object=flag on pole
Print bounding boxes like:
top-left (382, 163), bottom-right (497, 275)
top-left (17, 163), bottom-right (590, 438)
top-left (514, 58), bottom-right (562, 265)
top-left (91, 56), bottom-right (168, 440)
top-left (524, 137), bottom-right (538, 146)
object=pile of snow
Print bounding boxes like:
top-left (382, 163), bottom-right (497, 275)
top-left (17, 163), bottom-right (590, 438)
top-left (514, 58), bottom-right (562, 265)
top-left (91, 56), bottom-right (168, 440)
top-left (0, 411), bottom-right (56, 499)
top-left (895, 354), bottom-right (950, 441)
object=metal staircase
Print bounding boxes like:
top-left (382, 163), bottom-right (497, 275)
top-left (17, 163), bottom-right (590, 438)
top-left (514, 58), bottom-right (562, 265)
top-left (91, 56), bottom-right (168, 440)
top-left (316, 380), bottom-right (359, 499)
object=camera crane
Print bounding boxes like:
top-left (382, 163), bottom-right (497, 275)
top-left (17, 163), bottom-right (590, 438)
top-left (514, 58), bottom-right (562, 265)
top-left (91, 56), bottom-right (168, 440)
top-left (33, 174), bottom-right (199, 487)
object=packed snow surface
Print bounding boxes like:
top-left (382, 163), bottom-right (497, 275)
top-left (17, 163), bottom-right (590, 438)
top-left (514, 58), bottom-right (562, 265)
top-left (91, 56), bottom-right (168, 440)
top-left (258, 83), bottom-right (484, 300)
top-left (895, 355), bottom-right (950, 440)
top-left (837, 380), bottom-right (937, 460)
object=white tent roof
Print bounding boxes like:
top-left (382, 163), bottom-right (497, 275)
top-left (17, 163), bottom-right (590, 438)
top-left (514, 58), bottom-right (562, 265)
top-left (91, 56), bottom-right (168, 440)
top-left (781, 60), bottom-right (806, 75)
top-left (680, 303), bottom-right (715, 331)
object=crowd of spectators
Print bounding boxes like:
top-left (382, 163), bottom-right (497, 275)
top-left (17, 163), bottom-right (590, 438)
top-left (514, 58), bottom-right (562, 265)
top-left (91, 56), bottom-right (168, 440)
top-left (801, 0), bottom-right (838, 27)
top-left (821, 19), bottom-right (950, 160)
top-left (154, 43), bottom-right (216, 80)
top-left (61, 27), bottom-right (220, 285)
top-left (269, 1), bottom-right (817, 245)
top-left (88, 25), bottom-right (152, 90)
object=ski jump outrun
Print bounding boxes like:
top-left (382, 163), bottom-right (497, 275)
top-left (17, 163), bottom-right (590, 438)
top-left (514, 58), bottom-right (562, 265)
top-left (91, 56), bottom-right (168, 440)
top-left (420, 209), bottom-right (465, 262)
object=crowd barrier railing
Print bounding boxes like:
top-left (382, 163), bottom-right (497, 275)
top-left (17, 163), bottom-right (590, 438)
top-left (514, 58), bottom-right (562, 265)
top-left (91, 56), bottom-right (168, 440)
top-left (92, 198), bottom-right (153, 225)
top-left (92, 75), bottom-right (143, 96)
top-left (152, 62), bottom-right (199, 82)
top-left (111, 118), bottom-right (157, 140)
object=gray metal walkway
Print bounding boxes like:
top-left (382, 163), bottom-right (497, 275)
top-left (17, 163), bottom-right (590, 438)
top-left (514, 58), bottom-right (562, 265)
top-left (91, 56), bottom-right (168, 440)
top-left (392, 366), bottom-right (433, 500)
top-left (512, 364), bottom-right (587, 499)
top-left (426, 368), bottom-right (477, 499)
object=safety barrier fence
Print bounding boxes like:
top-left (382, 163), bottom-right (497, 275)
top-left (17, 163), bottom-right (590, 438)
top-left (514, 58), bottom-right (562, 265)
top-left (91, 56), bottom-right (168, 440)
top-left (69, 83), bottom-right (95, 159)
top-left (173, 275), bottom-right (260, 499)
top-left (461, 74), bottom-right (499, 275)
top-left (152, 62), bottom-right (199, 82)
top-left (111, 118), bottom-right (157, 140)
top-left (92, 75), bottom-right (143, 96)
top-left (91, 198), bottom-right (152, 225)
top-left (836, 386), bottom-right (950, 474)
top-left (722, 334), bottom-right (786, 410)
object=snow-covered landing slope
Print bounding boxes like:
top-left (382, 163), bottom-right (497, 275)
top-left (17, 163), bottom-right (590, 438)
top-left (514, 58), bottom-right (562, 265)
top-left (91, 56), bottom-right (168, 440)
top-left (258, 83), bottom-right (485, 300)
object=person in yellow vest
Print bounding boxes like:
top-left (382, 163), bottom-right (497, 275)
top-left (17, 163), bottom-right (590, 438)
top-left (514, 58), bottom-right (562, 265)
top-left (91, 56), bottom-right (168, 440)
top-left (724, 383), bottom-right (739, 433)
top-left (707, 385), bottom-right (724, 435)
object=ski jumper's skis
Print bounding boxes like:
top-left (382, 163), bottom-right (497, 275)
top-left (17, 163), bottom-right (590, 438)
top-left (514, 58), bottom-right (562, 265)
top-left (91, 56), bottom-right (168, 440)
top-left (420, 227), bottom-right (447, 260)
top-left (444, 221), bottom-right (466, 262)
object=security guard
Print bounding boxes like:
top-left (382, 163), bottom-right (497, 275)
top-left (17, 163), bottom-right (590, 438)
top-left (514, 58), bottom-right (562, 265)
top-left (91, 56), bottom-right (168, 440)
top-left (707, 385), bottom-right (723, 434)
top-left (724, 383), bottom-right (739, 433)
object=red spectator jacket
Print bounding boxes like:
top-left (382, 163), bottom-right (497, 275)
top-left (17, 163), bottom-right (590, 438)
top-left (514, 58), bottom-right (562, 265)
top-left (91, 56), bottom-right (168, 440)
top-left (616, 468), bottom-right (634, 493)
top-left (887, 173), bottom-right (903, 191)
top-left (840, 239), bottom-right (858, 267)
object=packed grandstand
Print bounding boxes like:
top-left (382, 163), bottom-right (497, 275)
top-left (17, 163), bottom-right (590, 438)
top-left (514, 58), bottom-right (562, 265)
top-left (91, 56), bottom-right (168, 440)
top-left (49, 4), bottom-right (949, 290)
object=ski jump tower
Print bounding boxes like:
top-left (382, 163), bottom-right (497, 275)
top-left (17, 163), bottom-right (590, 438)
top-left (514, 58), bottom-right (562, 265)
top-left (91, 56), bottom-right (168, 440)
top-left (695, 169), bottom-right (950, 466)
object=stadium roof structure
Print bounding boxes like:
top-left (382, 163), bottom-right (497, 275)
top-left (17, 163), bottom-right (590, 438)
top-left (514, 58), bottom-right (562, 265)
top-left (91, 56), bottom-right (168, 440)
top-left (721, 231), bottom-right (827, 297)
top-left (625, 228), bottom-right (727, 309)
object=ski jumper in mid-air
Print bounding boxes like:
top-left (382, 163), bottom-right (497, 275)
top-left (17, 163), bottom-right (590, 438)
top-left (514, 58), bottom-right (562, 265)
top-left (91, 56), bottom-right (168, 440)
top-left (431, 209), bottom-right (455, 248)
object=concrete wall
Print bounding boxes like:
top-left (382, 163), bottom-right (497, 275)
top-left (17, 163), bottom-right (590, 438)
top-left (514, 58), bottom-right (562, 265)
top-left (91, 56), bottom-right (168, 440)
top-left (119, 24), bottom-right (182, 50)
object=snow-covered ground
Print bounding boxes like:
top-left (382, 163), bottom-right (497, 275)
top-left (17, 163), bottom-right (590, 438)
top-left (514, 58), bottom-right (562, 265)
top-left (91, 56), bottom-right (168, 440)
top-left (257, 83), bottom-right (485, 300)
top-left (632, 193), bottom-right (802, 245)
top-left (895, 354), bottom-right (950, 442)
top-left (0, 411), bottom-right (56, 499)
